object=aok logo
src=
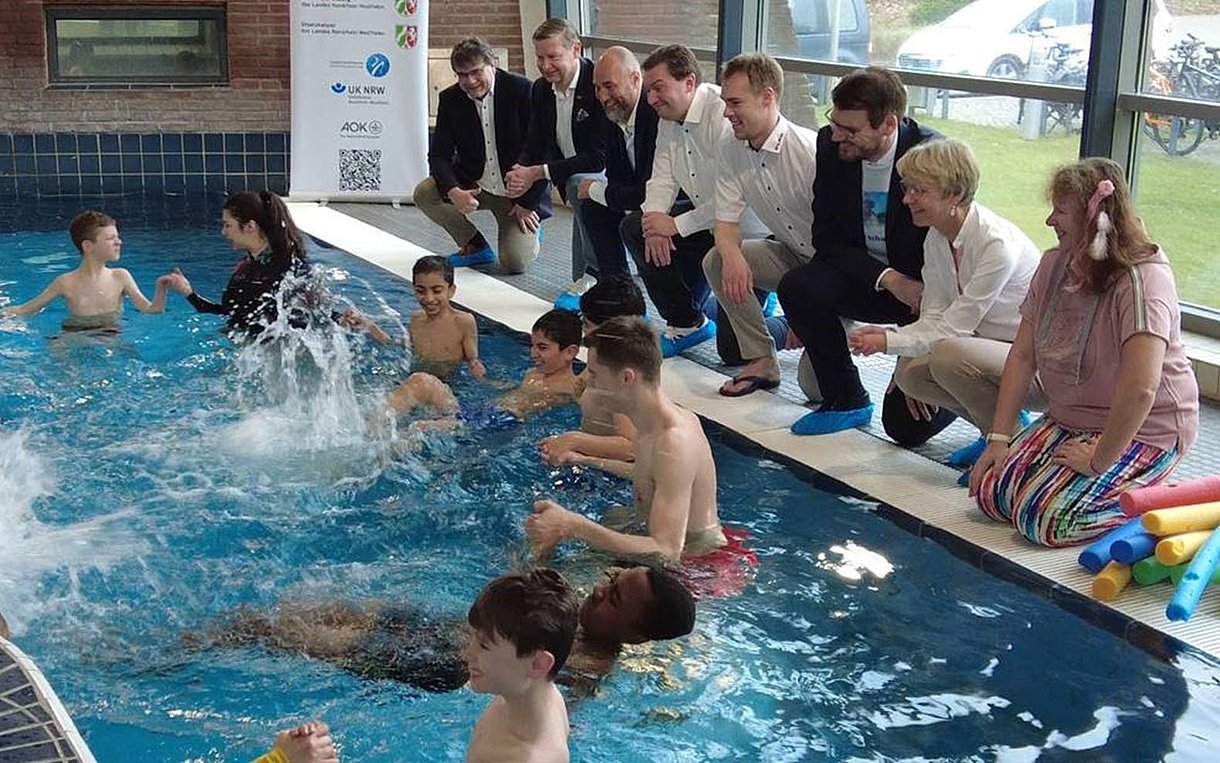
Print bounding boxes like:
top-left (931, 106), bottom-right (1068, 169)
top-left (340, 120), bottom-right (383, 136)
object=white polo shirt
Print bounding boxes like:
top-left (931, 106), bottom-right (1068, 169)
top-left (643, 83), bottom-right (731, 237)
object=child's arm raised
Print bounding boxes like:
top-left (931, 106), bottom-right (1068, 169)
top-left (459, 312), bottom-right (486, 380)
top-left (2, 276), bottom-right (64, 317)
top-left (120, 269), bottom-right (166, 313)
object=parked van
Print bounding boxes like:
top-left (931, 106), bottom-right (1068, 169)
top-left (787, 0), bottom-right (872, 65)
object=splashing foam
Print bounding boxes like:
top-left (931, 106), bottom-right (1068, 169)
top-left (0, 428), bottom-right (143, 634)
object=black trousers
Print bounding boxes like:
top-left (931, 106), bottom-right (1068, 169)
top-left (778, 256), bottom-right (955, 446)
top-left (579, 199), bottom-right (632, 279)
top-left (620, 209), bottom-right (714, 329)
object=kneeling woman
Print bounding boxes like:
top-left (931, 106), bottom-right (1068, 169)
top-left (969, 158), bottom-right (1198, 547)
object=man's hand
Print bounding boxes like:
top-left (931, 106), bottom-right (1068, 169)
top-left (577, 178), bottom-right (595, 199)
top-left (886, 374), bottom-right (936, 422)
top-left (720, 250), bottom-right (754, 304)
top-left (641, 211), bottom-right (679, 239)
top-left (504, 164), bottom-right (541, 198)
top-left (880, 271), bottom-right (923, 314)
top-left (644, 234), bottom-right (675, 267)
top-left (848, 325), bottom-right (887, 356)
top-left (525, 499), bottom-right (574, 560)
top-left (540, 433), bottom-right (580, 465)
top-left (446, 186), bottom-right (481, 215)
top-left (508, 204), bottom-right (541, 233)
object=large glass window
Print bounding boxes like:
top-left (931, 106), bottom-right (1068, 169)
top-left (47, 7), bottom-right (227, 86)
top-left (586, 0), bottom-right (719, 50)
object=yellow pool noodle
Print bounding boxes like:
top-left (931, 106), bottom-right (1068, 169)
top-left (1154, 530), bottom-right (1214, 566)
top-left (1092, 561), bottom-right (1131, 601)
top-left (1141, 501), bottom-right (1220, 536)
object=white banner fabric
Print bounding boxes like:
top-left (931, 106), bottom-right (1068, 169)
top-left (289, 0), bottom-right (428, 202)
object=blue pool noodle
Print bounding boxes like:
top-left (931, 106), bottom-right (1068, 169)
top-left (1166, 525), bottom-right (1220, 622)
top-left (1111, 532), bottom-right (1159, 564)
top-left (1078, 517), bottom-right (1146, 574)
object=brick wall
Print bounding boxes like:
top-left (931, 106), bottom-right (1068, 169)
top-left (0, 0), bottom-right (524, 133)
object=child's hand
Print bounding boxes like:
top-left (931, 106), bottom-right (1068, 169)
top-left (540, 433), bottom-right (578, 465)
top-left (469, 358), bottom-right (487, 381)
top-left (526, 499), bottom-right (571, 560)
top-left (161, 268), bottom-right (193, 296)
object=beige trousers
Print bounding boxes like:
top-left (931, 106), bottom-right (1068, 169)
top-left (702, 239), bottom-right (809, 362)
top-left (412, 177), bottom-right (539, 274)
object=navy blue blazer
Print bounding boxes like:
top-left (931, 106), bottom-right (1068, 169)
top-left (602, 94), bottom-right (659, 213)
top-left (428, 68), bottom-right (551, 216)
top-left (518, 58), bottom-right (608, 200)
top-left (811, 118), bottom-right (942, 283)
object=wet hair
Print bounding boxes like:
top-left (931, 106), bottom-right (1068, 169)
top-left (412, 254), bottom-right (455, 285)
top-left (584, 316), bottom-right (662, 386)
top-left (1048, 157), bottom-right (1158, 294)
top-left (722, 52), bottom-right (784, 100)
top-left (533, 308), bottom-right (582, 350)
top-left (223, 191), bottom-right (306, 268)
top-left (468, 568), bottom-right (579, 678)
top-left (896, 138), bottom-right (979, 206)
top-left (451, 36), bottom-right (497, 71)
top-left (642, 44), bottom-right (701, 85)
top-left (68, 210), bottom-right (116, 252)
top-left (832, 67), bottom-right (908, 128)
top-left (532, 17), bottom-right (580, 48)
top-left (641, 567), bottom-right (696, 641)
top-left (578, 274), bottom-right (645, 325)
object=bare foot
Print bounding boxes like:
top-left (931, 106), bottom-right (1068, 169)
top-left (718, 356), bottom-right (781, 396)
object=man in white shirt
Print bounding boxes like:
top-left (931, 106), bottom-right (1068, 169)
top-left (702, 53), bottom-right (818, 396)
top-left (506, 18), bottom-right (609, 310)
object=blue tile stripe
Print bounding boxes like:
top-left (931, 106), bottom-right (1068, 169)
top-left (0, 132), bottom-right (291, 198)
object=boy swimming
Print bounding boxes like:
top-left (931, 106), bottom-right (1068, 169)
top-left (2, 210), bottom-right (166, 330)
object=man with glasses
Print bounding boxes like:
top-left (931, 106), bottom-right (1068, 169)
top-left (777, 67), bottom-right (955, 443)
top-left (413, 37), bottom-right (550, 274)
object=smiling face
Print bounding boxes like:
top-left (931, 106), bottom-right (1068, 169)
top-left (220, 209), bottom-right (264, 253)
top-left (901, 176), bottom-right (956, 231)
top-left (1046, 194), bottom-right (1089, 254)
top-left (82, 224), bottom-right (122, 262)
top-left (593, 58), bottom-right (640, 124)
top-left (534, 34), bottom-right (581, 87)
top-left (462, 628), bottom-right (536, 696)
top-left (642, 64), bottom-right (696, 123)
top-left (530, 329), bottom-right (576, 375)
top-left (412, 271), bottom-right (456, 316)
top-left (826, 107), bottom-right (896, 163)
top-left (578, 566), bottom-right (655, 646)
top-left (720, 72), bottom-right (773, 145)
top-left (454, 60), bottom-right (495, 100)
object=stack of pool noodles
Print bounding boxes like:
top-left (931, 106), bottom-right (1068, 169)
top-left (1077, 476), bottom-right (1220, 621)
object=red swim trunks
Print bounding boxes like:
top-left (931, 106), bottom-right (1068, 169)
top-left (675, 526), bottom-right (758, 598)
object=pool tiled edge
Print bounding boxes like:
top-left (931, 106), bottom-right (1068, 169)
top-left (289, 202), bottom-right (1220, 665)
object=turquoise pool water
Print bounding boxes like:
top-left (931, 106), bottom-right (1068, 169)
top-left (1, 197), bottom-right (1219, 762)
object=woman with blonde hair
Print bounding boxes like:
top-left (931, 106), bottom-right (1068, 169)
top-left (969, 158), bottom-right (1198, 547)
top-left (847, 138), bottom-right (1041, 466)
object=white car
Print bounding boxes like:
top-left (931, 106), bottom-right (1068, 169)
top-left (896, 0), bottom-right (1172, 80)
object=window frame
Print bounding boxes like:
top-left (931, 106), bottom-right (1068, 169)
top-left (45, 5), bottom-right (228, 87)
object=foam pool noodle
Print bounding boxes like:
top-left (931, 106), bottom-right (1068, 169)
top-left (1154, 530), bottom-right (1213, 566)
top-left (1141, 501), bottom-right (1220, 536)
top-left (1132, 557), bottom-right (1175, 585)
top-left (1166, 525), bottom-right (1220, 622)
top-left (1111, 532), bottom-right (1159, 564)
top-left (1077, 517), bottom-right (1145, 574)
top-left (1120, 476), bottom-right (1220, 516)
top-left (1092, 561), bottom-right (1131, 601)
top-left (1170, 561), bottom-right (1220, 586)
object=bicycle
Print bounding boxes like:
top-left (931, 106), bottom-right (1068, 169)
top-left (1042, 41), bottom-right (1088, 136)
top-left (1142, 35), bottom-right (1220, 156)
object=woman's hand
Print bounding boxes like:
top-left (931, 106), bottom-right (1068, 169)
top-left (968, 441), bottom-right (1008, 496)
top-left (160, 268), bottom-right (193, 296)
top-left (848, 325), bottom-right (888, 355)
top-left (1053, 435), bottom-right (1100, 477)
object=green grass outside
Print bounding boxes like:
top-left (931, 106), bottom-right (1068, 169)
top-left (921, 116), bottom-right (1220, 307)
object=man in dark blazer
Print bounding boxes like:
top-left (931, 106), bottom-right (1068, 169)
top-left (576, 46), bottom-right (656, 281)
top-left (413, 38), bottom-right (551, 274)
top-left (505, 18), bottom-right (609, 309)
top-left (777, 67), bottom-right (956, 443)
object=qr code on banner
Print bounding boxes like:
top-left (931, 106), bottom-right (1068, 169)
top-left (338, 148), bottom-right (382, 191)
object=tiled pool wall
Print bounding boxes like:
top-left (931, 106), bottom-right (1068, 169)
top-left (0, 132), bottom-right (290, 198)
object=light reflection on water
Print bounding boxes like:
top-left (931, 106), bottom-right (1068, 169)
top-left (0, 199), bottom-right (1217, 761)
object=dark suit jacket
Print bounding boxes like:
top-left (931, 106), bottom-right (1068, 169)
top-left (428, 68), bottom-right (551, 216)
top-left (518, 58), bottom-right (608, 200)
top-left (602, 94), bottom-right (660, 213)
top-left (811, 118), bottom-right (942, 283)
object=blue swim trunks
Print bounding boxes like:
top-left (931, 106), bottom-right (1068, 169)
top-left (457, 402), bottom-right (519, 432)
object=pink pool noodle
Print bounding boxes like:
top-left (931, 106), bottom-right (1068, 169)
top-left (1120, 476), bottom-right (1220, 516)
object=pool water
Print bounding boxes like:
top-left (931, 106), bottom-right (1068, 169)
top-left (1, 197), bottom-right (1219, 762)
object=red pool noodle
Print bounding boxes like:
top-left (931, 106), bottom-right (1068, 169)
top-left (1120, 476), bottom-right (1220, 517)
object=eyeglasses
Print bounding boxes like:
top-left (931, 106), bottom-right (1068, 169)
top-left (900, 180), bottom-right (934, 197)
top-left (824, 109), bottom-right (869, 137)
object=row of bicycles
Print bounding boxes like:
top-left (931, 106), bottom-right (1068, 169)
top-left (1039, 34), bottom-right (1220, 157)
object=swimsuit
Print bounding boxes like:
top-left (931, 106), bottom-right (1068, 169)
top-left (341, 605), bottom-right (468, 692)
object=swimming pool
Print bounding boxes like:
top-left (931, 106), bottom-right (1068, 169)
top-left (2, 196), bottom-right (1219, 761)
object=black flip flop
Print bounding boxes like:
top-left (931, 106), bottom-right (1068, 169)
top-left (719, 374), bottom-right (780, 397)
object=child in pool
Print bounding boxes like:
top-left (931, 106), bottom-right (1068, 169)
top-left (464, 569), bottom-right (577, 763)
top-left (2, 210), bottom-right (166, 330)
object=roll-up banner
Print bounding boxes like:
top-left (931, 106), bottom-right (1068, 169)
top-left (289, 0), bottom-right (428, 202)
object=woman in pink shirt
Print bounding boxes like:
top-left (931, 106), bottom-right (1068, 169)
top-left (968, 158), bottom-right (1198, 547)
